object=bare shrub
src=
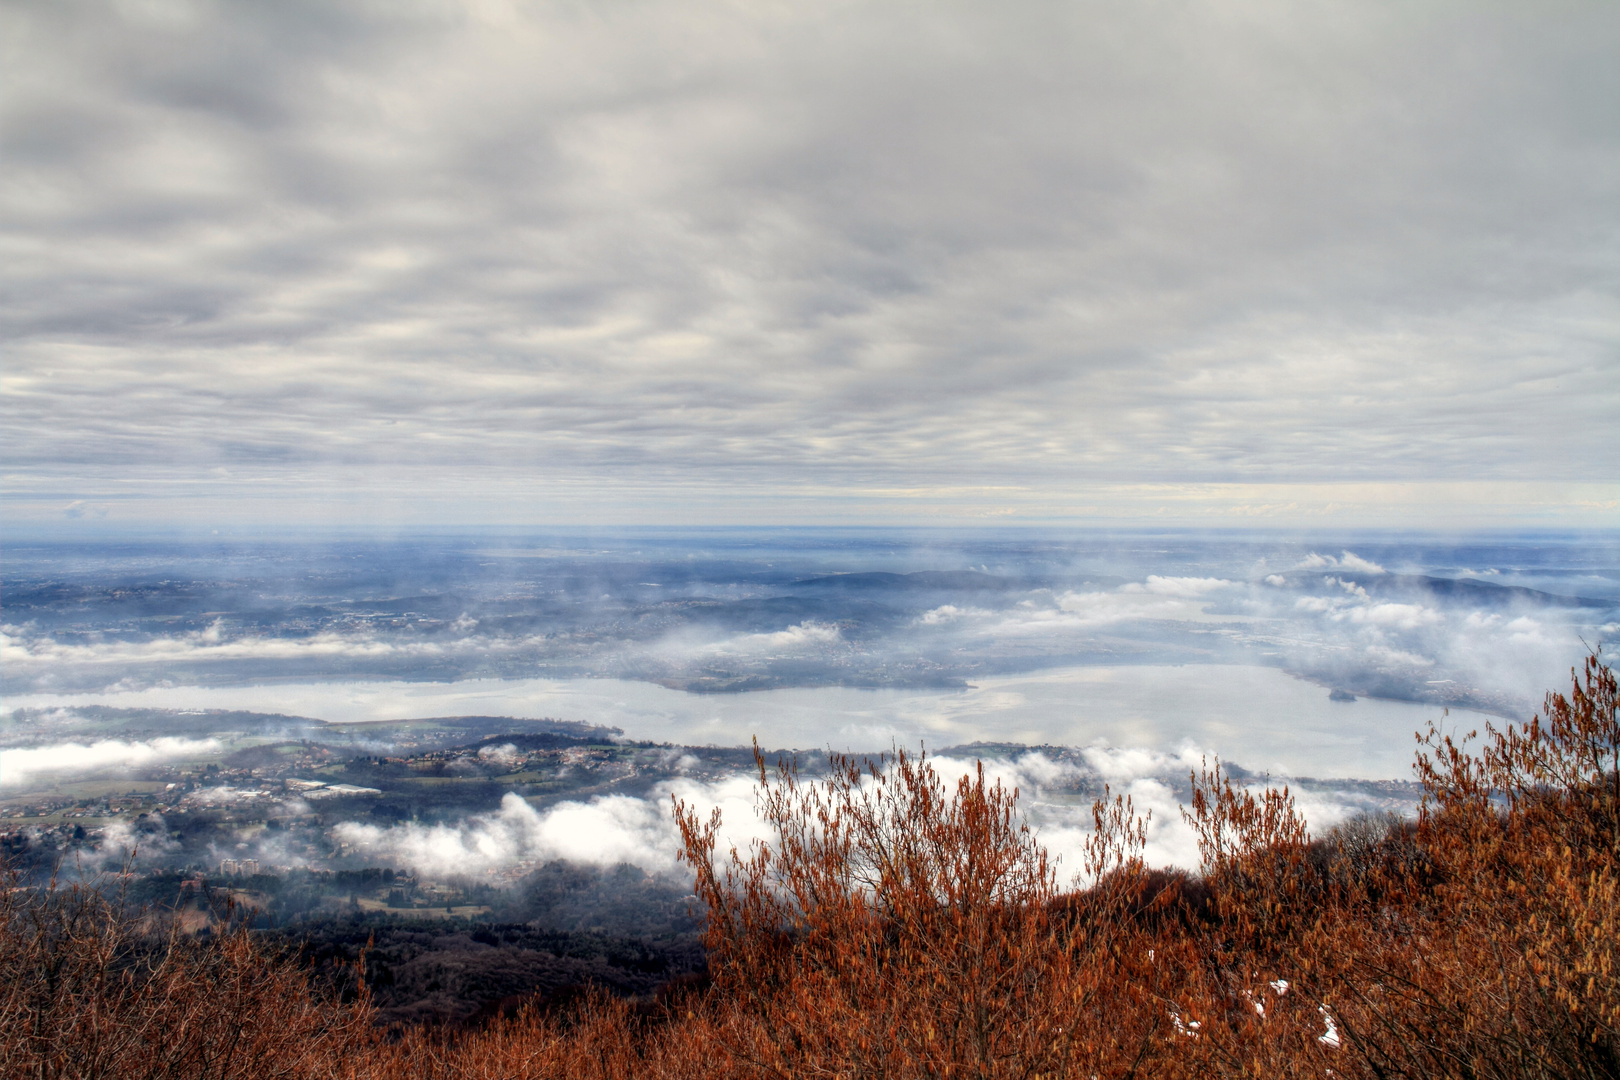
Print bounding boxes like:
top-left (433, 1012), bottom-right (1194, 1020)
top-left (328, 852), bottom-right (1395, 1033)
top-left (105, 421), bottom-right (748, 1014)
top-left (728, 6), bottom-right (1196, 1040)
top-left (0, 868), bottom-right (374, 1080)
top-left (1323, 654), bottom-right (1620, 1078)
top-left (674, 746), bottom-right (1179, 1078)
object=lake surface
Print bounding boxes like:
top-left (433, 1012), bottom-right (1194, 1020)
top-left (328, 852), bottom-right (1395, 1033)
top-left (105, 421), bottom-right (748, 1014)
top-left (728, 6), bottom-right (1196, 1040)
top-left (2, 663), bottom-right (1489, 779)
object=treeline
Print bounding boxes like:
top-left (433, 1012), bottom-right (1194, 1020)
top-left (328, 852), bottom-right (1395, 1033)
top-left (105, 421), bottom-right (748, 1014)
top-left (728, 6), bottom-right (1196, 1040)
top-left (283, 862), bottom-right (706, 1026)
top-left (3, 656), bottom-right (1616, 1079)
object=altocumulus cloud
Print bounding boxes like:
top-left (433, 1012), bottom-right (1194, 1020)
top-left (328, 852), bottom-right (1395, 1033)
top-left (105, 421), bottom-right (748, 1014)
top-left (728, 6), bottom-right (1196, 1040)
top-left (1, 0), bottom-right (1616, 527)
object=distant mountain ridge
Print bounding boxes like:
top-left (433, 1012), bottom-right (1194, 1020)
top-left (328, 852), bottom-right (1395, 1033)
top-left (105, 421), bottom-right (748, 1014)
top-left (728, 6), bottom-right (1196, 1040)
top-left (1324, 573), bottom-right (1615, 609)
top-left (788, 570), bottom-right (1026, 592)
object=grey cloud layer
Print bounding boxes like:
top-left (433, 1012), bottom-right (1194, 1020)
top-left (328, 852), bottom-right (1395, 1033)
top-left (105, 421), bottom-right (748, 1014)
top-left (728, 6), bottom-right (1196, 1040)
top-left (3, 0), bottom-right (1617, 514)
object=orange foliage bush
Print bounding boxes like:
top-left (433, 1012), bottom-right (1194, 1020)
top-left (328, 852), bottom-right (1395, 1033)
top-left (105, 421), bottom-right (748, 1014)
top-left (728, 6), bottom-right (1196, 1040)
top-left (0, 874), bottom-right (372, 1079)
top-left (3, 655), bottom-right (1616, 1079)
top-left (673, 748), bottom-right (1174, 1077)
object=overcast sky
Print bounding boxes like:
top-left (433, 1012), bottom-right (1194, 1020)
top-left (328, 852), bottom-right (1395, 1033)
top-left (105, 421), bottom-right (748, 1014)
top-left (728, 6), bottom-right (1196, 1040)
top-left (3, 0), bottom-right (1616, 531)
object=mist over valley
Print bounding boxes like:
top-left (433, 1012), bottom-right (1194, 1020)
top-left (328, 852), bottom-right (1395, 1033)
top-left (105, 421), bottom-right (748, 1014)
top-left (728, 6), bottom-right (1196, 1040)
top-left (5, 529), bottom-right (1614, 895)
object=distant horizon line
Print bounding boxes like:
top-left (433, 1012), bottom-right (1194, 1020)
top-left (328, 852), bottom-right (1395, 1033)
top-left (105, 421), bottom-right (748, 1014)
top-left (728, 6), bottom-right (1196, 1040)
top-left (5, 522), bottom-right (1618, 544)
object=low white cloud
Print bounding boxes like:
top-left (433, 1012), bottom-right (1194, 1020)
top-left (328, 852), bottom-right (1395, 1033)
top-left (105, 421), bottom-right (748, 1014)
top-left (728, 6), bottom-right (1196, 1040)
top-left (96, 814), bottom-right (180, 860)
top-left (477, 743), bottom-right (522, 767)
top-left (1340, 603), bottom-right (1442, 631)
top-left (341, 745), bottom-right (1406, 888)
top-left (695, 621), bottom-right (844, 657)
top-left (1336, 553), bottom-right (1388, 575)
top-left (1502, 615), bottom-right (1548, 645)
top-left (1327, 576), bottom-right (1370, 599)
top-left (1295, 552), bottom-right (1386, 574)
top-left (1042, 589), bottom-right (1207, 626)
top-left (0, 624), bottom-right (478, 669)
top-left (919, 748), bottom-right (1376, 878)
top-left (654, 748), bottom-right (703, 773)
top-left (0, 737), bottom-right (221, 789)
top-left (988, 580), bottom-right (1229, 631)
top-left (338, 755), bottom-right (1183, 881)
top-left (333, 775), bottom-right (765, 878)
top-left (1364, 645), bottom-right (1435, 669)
top-left (918, 604), bottom-right (991, 625)
top-left (303, 784), bottom-right (382, 799)
top-left (1136, 576), bottom-right (1233, 597)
